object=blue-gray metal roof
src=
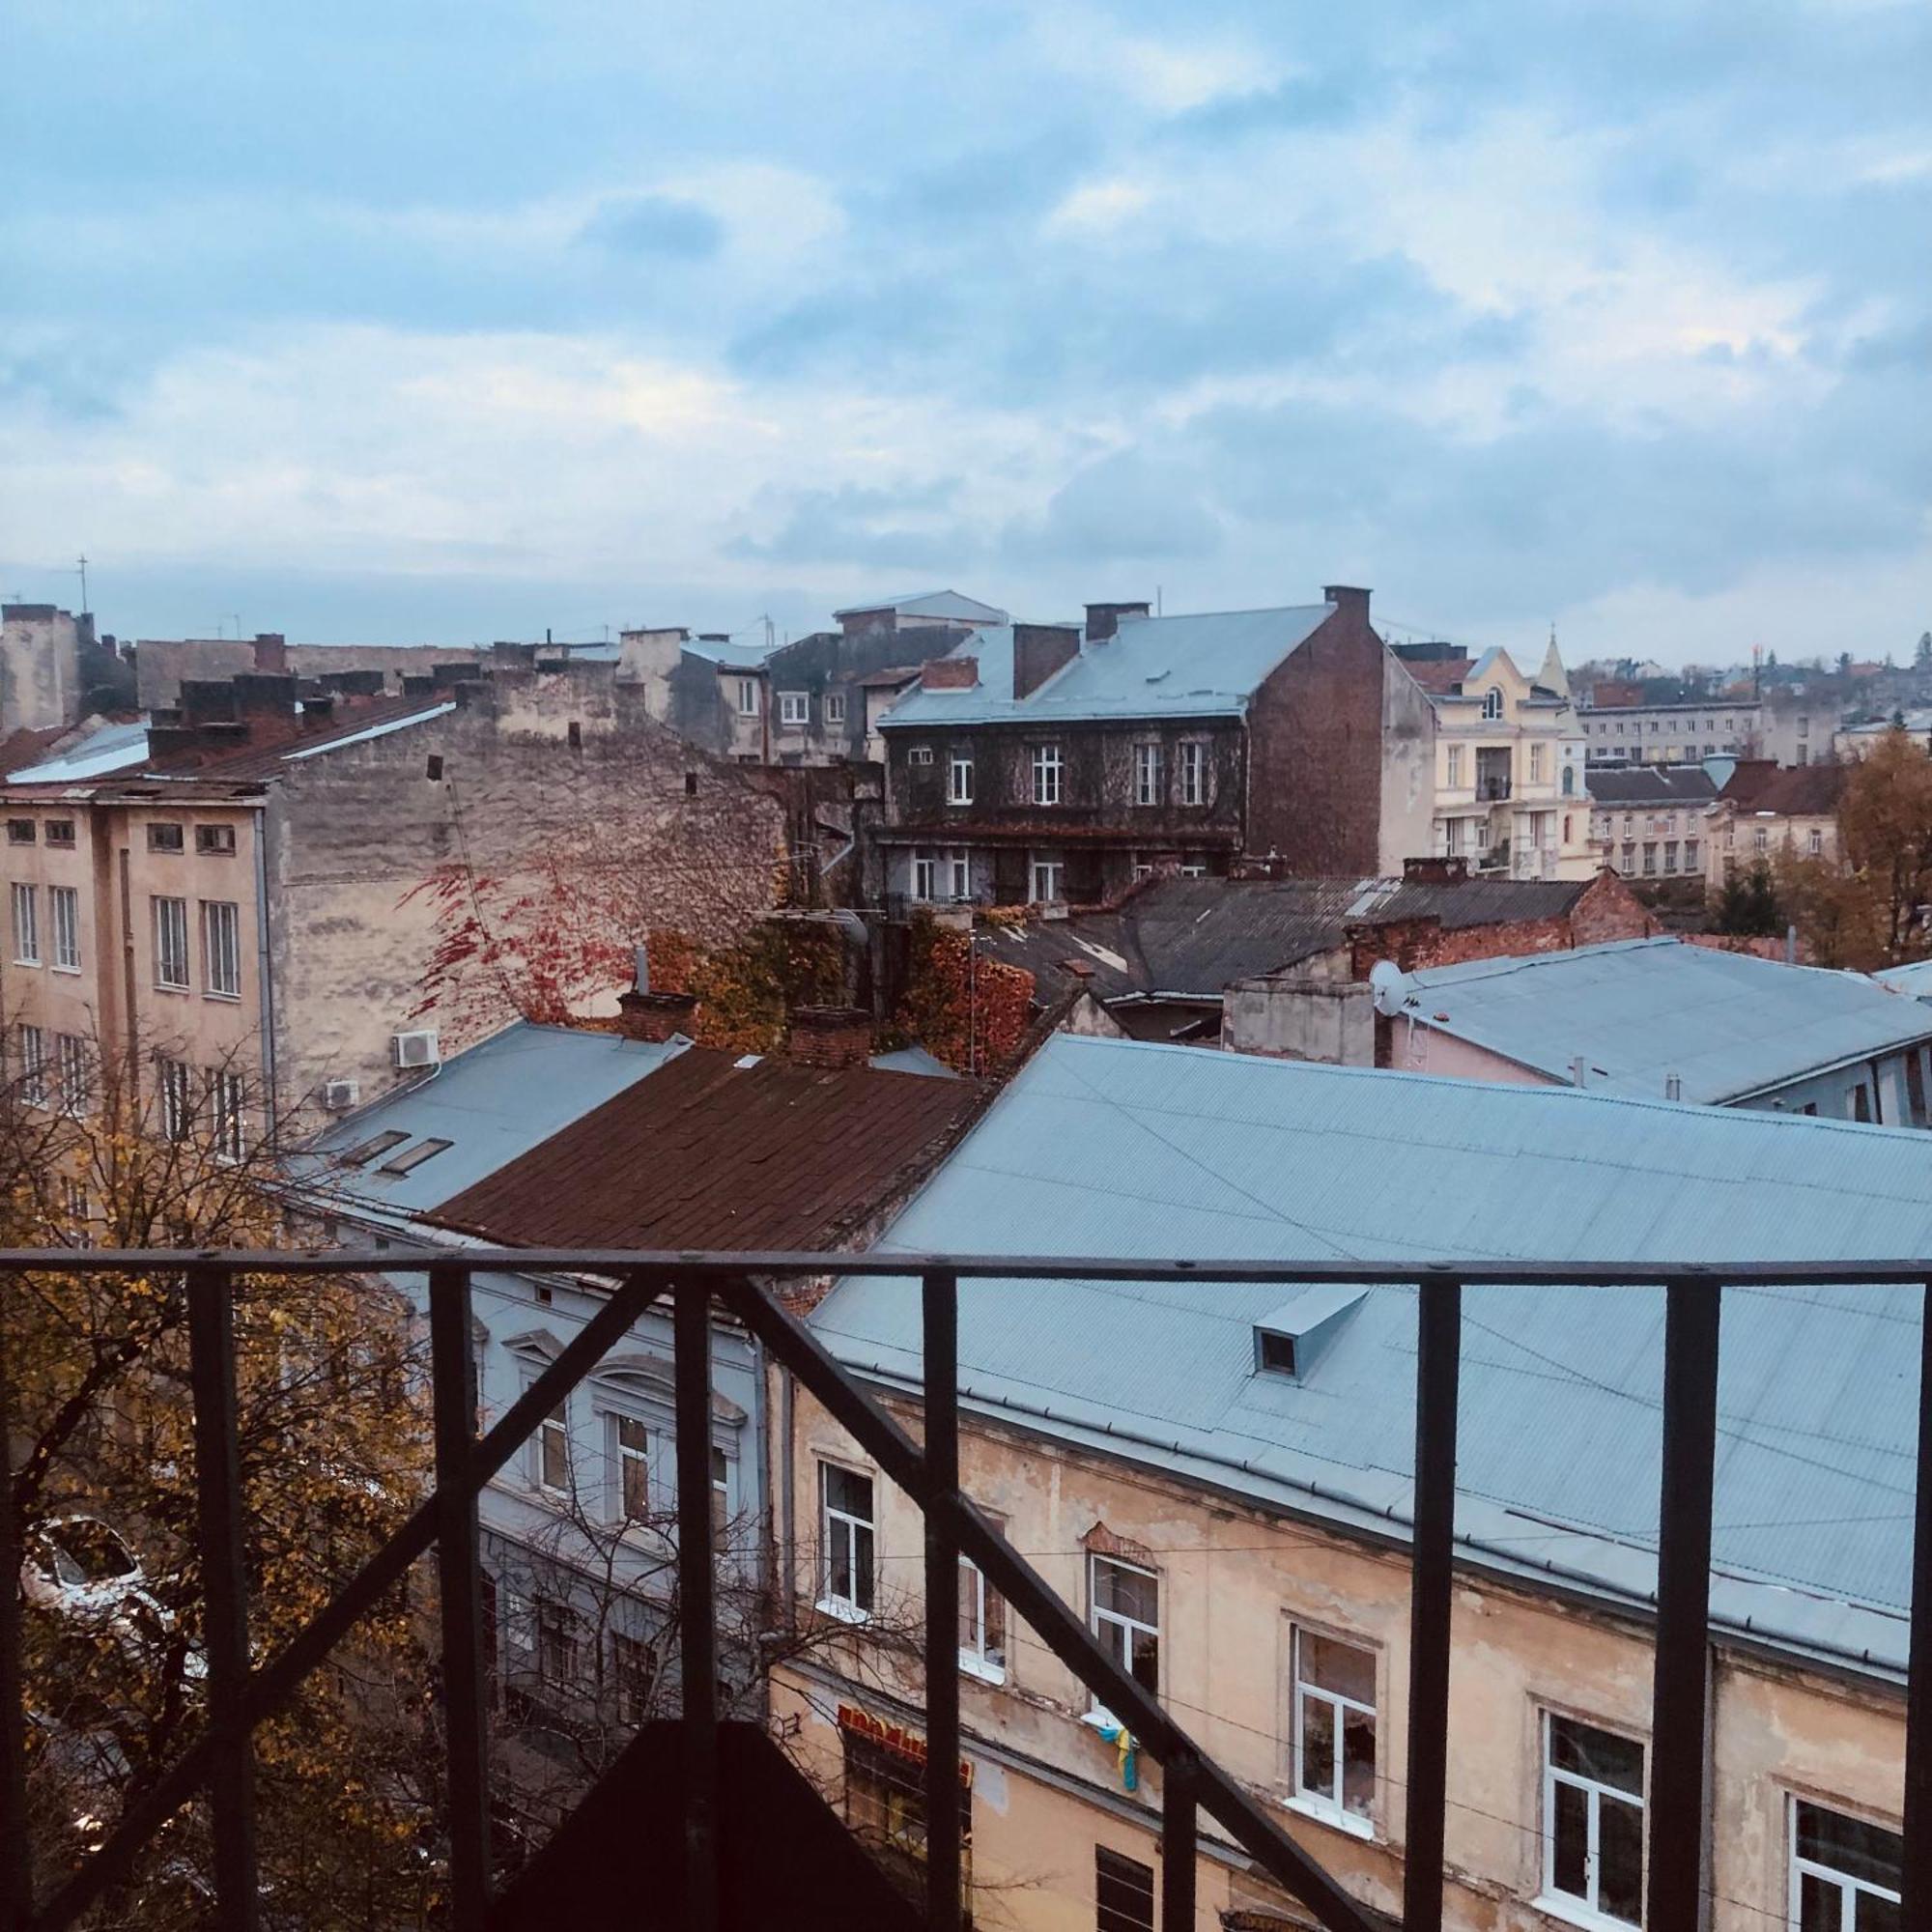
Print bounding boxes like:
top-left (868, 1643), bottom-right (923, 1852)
top-left (300, 1022), bottom-right (684, 1216)
top-left (813, 1033), bottom-right (1932, 1669)
top-left (868, 1045), bottom-right (961, 1079)
top-left (681, 637), bottom-right (774, 668)
top-left (1874, 958), bottom-right (1932, 998)
top-left (832, 589), bottom-right (1009, 624)
top-left (1398, 937), bottom-right (1932, 1103)
top-left (878, 604), bottom-right (1333, 729)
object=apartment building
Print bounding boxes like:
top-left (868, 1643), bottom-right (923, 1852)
top-left (877, 588), bottom-right (1435, 906)
top-left (1579, 696), bottom-right (1761, 765)
top-left (1583, 764), bottom-right (1719, 878)
top-left (777, 1034), bottom-right (1914, 1931)
top-left (1390, 639), bottom-right (1592, 880)
top-left (1704, 761), bottom-right (1847, 891)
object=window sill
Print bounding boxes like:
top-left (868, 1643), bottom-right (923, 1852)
top-left (12, 958), bottom-right (40, 969)
top-left (202, 991), bottom-right (242, 1004)
top-left (1281, 1794), bottom-right (1375, 1842)
top-left (50, 965), bottom-right (82, 977)
top-left (814, 1597), bottom-right (871, 1627)
top-left (958, 1653), bottom-right (1007, 1686)
top-left (1530, 1892), bottom-right (1639, 1932)
top-left (153, 983), bottom-right (190, 996)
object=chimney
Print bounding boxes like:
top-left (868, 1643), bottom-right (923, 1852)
top-left (1570, 1056), bottom-right (1588, 1090)
top-left (1323, 585), bottom-right (1372, 618)
top-left (615, 988), bottom-right (697, 1043)
top-left (1084, 601), bottom-right (1151, 642)
top-left (1012, 622), bottom-right (1081, 699)
top-left (1664, 1072), bottom-right (1684, 1101)
top-left (787, 1006), bottom-right (873, 1070)
top-left (1402, 855), bottom-right (1470, 885)
top-left (921, 655), bottom-right (979, 692)
top-left (251, 632), bottom-right (288, 673)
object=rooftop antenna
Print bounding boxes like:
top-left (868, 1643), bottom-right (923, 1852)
top-left (762, 612), bottom-right (776, 650)
top-left (1155, 584), bottom-right (1163, 616)
top-left (75, 554), bottom-right (90, 612)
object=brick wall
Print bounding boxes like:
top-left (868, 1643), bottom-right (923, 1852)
top-left (1347, 869), bottom-right (1657, 978)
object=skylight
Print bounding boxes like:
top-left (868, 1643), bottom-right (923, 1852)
top-left (378, 1136), bottom-right (453, 1177)
top-left (338, 1130), bottom-right (409, 1169)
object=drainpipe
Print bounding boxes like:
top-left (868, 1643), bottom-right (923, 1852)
top-left (253, 804), bottom-right (280, 1144)
top-left (779, 1357), bottom-right (797, 1639)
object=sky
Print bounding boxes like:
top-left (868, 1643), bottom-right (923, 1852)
top-left (3, 1), bottom-right (1928, 666)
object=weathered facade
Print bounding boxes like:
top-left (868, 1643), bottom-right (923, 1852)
top-left (1580, 696), bottom-right (1762, 766)
top-left (1585, 764), bottom-right (1721, 880)
top-left (133, 630), bottom-right (485, 708)
top-left (1704, 760), bottom-right (1847, 893)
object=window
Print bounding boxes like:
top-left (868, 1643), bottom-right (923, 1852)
top-left (566, 719), bottom-right (582, 749)
top-left (1755, 827), bottom-right (1770, 854)
top-left (611, 1631), bottom-right (658, 1727)
top-left (1530, 742), bottom-right (1548, 783)
top-left (11, 883), bottom-right (39, 964)
top-left (1789, 1800), bottom-right (1902, 1930)
top-left (1561, 763), bottom-right (1575, 795)
top-left (959, 1519), bottom-right (1008, 1680)
top-left (779, 691), bottom-right (810, 725)
top-left (195, 824), bottom-right (237, 856)
top-left (1852, 1084), bottom-right (1871, 1123)
top-left (1178, 858), bottom-right (1208, 878)
top-left (843, 1726), bottom-right (972, 1902)
top-left (820, 1463), bottom-right (874, 1615)
top-left (613, 1414), bottom-right (652, 1520)
top-left (61, 1175), bottom-right (90, 1245)
top-left (1446, 744), bottom-right (1464, 789)
top-left (1089, 1553), bottom-right (1158, 1698)
top-left (533, 1394), bottom-right (571, 1495)
top-left (44, 819), bottom-right (74, 848)
top-left (824, 692), bottom-right (847, 726)
top-left (912, 851), bottom-right (937, 902)
top-left (211, 1069), bottom-right (245, 1161)
top-left (1663, 841), bottom-right (1678, 873)
top-left (49, 886), bottom-right (79, 971)
top-left (947, 851), bottom-right (970, 902)
top-left (1095, 1847), bottom-right (1154, 1932)
top-left (1542, 1714), bottom-right (1644, 1929)
top-left (202, 900), bottom-right (242, 998)
top-left (1685, 838), bottom-right (1699, 869)
top-left (948, 751), bottom-right (974, 805)
top-left (15, 1026), bottom-right (46, 1106)
top-left (1291, 1629), bottom-right (1376, 1832)
top-left (908, 745), bottom-right (934, 767)
top-left (147, 822), bottom-right (185, 853)
top-left (734, 678), bottom-right (759, 717)
top-left (1179, 741), bottom-right (1205, 807)
top-left (1482, 688), bottom-right (1504, 720)
top-left (1029, 857), bottom-right (1064, 904)
top-left (536, 1598), bottom-right (582, 1688)
top-left (157, 1058), bottom-right (191, 1142)
top-left (55, 1035), bottom-right (88, 1117)
top-left (1031, 743), bottom-right (1063, 806)
top-left (153, 895), bottom-right (190, 988)
top-left (1641, 843), bottom-right (1657, 875)
top-left (6, 819), bottom-right (35, 845)
top-left (1444, 817), bottom-right (1463, 857)
top-left (1808, 827), bottom-right (1824, 857)
top-left (1133, 742), bottom-right (1163, 807)
top-left (426, 754), bottom-right (444, 781)
top-left (711, 1446), bottom-right (731, 1541)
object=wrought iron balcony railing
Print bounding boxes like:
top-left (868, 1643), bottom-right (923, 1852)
top-left (2, 1249), bottom-right (1928, 1932)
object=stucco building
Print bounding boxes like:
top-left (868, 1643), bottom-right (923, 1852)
top-left (1578, 696), bottom-right (1762, 766)
top-left (1583, 764), bottom-right (1720, 879)
top-left (1704, 761), bottom-right (1846, 891)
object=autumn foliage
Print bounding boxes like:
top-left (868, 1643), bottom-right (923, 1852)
top-left (892, 915), bottom-right (1035, 1075)
top-left (645, 922), bottom-right (850, 1055)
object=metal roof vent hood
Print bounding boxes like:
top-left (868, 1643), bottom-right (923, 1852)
top-left (1253, 1285), bottom-right (1367, 1380)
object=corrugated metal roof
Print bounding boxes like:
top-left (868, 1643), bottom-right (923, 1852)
top-left (1400, 938), bottom-right (1932, 1102)
top-left (832, 589), bottom-right (1009, 624)
top-left (682, 637), bottom-right (774, 668)
top-left (1874, 959), bottom-right (1932, 997)
top-left (7, 718), bottom-right (153, 783)
top-left (879, 605), bottom-right (1333, 729)
top-left (299, 1022), bottom-right (683, 1215)
top-left (812, 1034), bottom-right (1932, 1665)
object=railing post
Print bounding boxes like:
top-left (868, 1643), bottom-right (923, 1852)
top-left (1646, 1278), bottom-right (1721, 1932)
top-left (674, 1276), bottom-right (719, 1932)
top-left (1162, 1750), bottom-right (1197, 1932)
top-left (1403, 1274), bottom-right (1460, 1932)
top-left (428, 1264), bottom-right (491, 1928)
top-left (923, 1268), bottom-right (961, 1932)
top-left (186, 1264), bottom-right (260, 1932)
top-left (1903, 1278), bottom-right (1932, 1926)
top-left (0, 1289), bottom-right (33, 1932)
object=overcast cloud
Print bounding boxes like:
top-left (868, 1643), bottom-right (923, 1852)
top-left (3, 0), bottom-right (1927, 662)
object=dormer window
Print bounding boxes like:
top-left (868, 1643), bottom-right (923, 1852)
top-left (1254, 1286), bottom-right (1367, 1380)
top-left (1482, 689), bottom-right (1504, 721)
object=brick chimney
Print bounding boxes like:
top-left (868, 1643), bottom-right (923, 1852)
top-left (1012, 622), bottom-right (1081, 699)
top-left (921, 655), bottom-right (979, 691)
top-left (1323, 584), bottom-right (1372, 616)
top-left (787, 1006), bottom-right (873, 1070)
top-left (251, 632), bottom-right (288, 673)
top-left (1084, 601), bottom-right (1151, 642)
top-left (615, 989), bottom-right (697, 1042)
top-left (1403, 855), bottom-right (1469, 884)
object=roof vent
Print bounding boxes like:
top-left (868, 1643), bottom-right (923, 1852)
top-left (1253, 1286), bottom-right (1367, 1381)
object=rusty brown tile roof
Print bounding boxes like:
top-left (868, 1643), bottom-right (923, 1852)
top-left (1719, 760), bottom-right (1847, 815)
top-left (143, 694), bottom-right (450, 781)
top-left (1402, 657), bottom-right (1473, 696)
top-left (428, 1045), bottom-right (984, 1252)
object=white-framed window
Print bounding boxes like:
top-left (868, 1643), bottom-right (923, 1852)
top-left (201, 900), bottom-right (242, 999)
top-left (818, 1461), bottom-right (874, 1618)
top-left (611, 1630), bottom-right (658, 1726)
top-left (1663, 841), bottom-right (1679, 873)
top-left (1530, 742), bottom-right (1548, 783)
top-left (1444, 817), bottom-right (1463, 857)
top-left (1089, 1552), bottom-right (1158, 1698)
top-left (210, 1068), bottom-right (245, 1161)
top-left (11, 883), bottom-right (39, 965)
top-left (779, 691), bottom-right (810, 726)
top-left (1541, 1712), bottom-right (1644, 1929)
top-left (1788, 1796), bottom-right (1901, 1930)
top-left (1133, 742), bottom-right (1163, 807)
top-left (1178, 858), bottom-right (1208, 878)
top-left (948, 750), bottom-right (974, 806)
top-left (710, 1445), bottom-right (732, 1541)
top-left (531, 1389), bottom-right (572, 1496)
top-left (612, 1412), bottom-right (652, 1520)
top-left (54, 1034), bottom-right (88, 1118)
top-left (823, 691), bottom-right (847, 726)
top-left (157, 1057), bottom-right (191, 1143)
top-left (911, 851), bottom-right (937, 902)
top-left (536, 1597), bottom-right (582, 1688)
top-left (1446, 744), bottom-right (1464, 789)
top-left (196, 823), bottom-right (237, 856)
top-left (1290, 1627), bottom-right (1376, 1834)
top-left (1179, 741), bottom-right (1205, 807)
top-left (49, 886), bottom-right (79, 972)
top-left (153, 895), bottom-right (190, 989)
top-left (1755, 827), bottom-right (1770, 854)
top-left (947, 850), bottom-right (970, 901)
top-left (734, 677), bottom-right (760, 717)
top-left (1483, 688), bottom-right (1504, 720)
top-left (1131, 859), bottom-right (1154, 882)
top-left (1029, 856), bottom-right (1064, 904)
top-left (959, 1511), bottom-right (1008, 1681)
top-left (1686, 839), bottom-right (1700, 869)
top-left (1808, 827), bottom-right (1824, 857)
top-left (1031, 743), bottom-right (1063, 806)
top-left (60, 1175), bottom-right (89, 1245)
top-left (15, 1025), bottom-right (46, 1106)
top-left (908, 745), bottom-right (934, 766)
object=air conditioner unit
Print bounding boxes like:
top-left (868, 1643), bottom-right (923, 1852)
top-left (321, 1079), bottom-right (359, 1114)
top-left (392, 1029), bottom-right (441, 1070)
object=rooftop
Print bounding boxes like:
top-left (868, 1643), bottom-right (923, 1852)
top-left (1719, 759), bottom-right (1848, 816)
top-left (878, 604), bottom-right (1334, 728)
top-left (1584, 766), bottom-right (1721, 807)
top-left (832, 589), bottom-right (1008, 624)
top-left (813, 1032), bottom-right (1932, 1671)
top-left (1397, 936), bottom-right (1932, 1103)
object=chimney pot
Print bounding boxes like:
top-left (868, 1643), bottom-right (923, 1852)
top-left (787, 1005), bottom-right (873, 1070)
top-left (1084, 601), bottom-right (1151, 643)
top-left (1011, 622), bottom-right (1082, 700)
top-left (616, 988), bottom-right (696, 1043)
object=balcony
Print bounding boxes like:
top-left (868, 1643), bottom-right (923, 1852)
top-left (3, 1247), bottom-right (1927, 1932)
top-left (1475, 776), bottom-right (1512, 803)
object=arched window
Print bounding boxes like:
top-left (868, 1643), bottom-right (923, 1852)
top-left (1482, 689), bottom-right (1504, 721)
top-left (1560, 765), bottom-right (1575, 796)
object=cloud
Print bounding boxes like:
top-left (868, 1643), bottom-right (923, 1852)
top-left (1003, 451), bottom-right (1222, 566)
top-left (579, 194), bottom-right (724, 260)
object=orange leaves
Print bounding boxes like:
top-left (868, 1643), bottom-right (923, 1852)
top-left (892, 916), bottom-right (1034, 1075)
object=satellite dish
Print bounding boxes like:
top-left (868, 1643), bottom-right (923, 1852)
top-left (1369, 959), bottom-right (1413, 1017)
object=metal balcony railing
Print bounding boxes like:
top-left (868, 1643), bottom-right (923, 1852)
top-left (2, 1250), bottom-right (1929, 1932)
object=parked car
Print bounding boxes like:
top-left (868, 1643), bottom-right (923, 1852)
top-left (19, 1515), bottom-right (199, 1676)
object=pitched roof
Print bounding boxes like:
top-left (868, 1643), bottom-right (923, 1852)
top-left (1719, 760), bottom-right (1848, 815)
top-left (1399, 936), bottom-right (1932, 1102)
top-left (812, 1033), bottom-right (1932, 1671)
top-left (878, 605), bottom-right (1334, 728)
top-left (681, 636), bottom-right (774, 669)
top-left (1583, 766), bottom-right (1720, 806)
top-left (1399, 657), bottom-right (1472, 696)
top-left (1874, 959), bottom-right (1932, 998)
top-left (431, 1046), bottom-right (983, 1251)
top-left (832, 589), bottom-right (1008, 624)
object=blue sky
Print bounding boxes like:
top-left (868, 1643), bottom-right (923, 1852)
top-left (4, 0), bottom-right (1928, 664)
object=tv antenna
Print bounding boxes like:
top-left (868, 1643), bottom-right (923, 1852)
top-left (75, 554), bottom-right (90, 612)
